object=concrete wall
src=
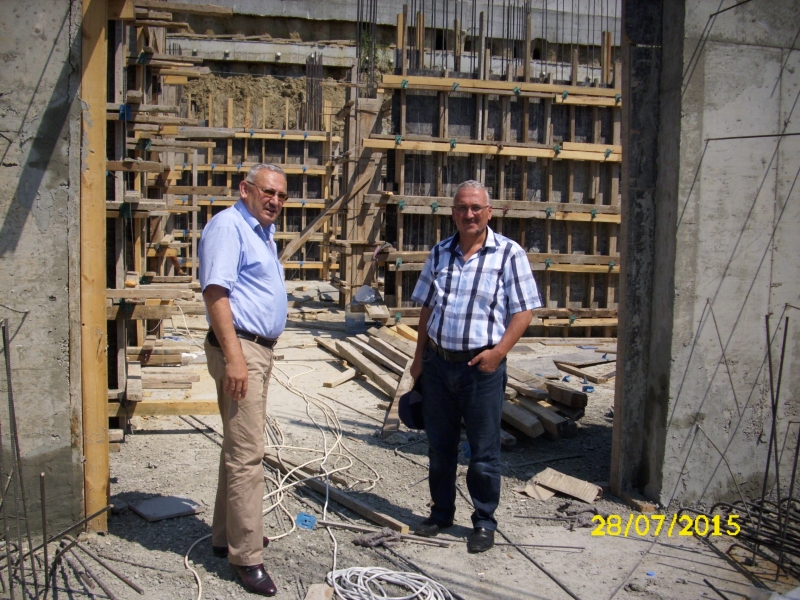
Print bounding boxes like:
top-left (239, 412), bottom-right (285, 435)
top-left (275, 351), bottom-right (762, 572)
top-left (614, 0), bottom-right (800, 507)
top-left (0, 0), bottom-right (84, 531)
top-left (172, 0), bottom-right (621, 45)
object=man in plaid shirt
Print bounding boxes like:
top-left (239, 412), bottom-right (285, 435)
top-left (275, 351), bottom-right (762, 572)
top-left (409, 180), bottom-right (541, 553)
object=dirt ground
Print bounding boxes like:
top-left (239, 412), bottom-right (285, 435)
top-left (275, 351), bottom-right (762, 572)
top-left (183, 75), bottom-right (347, 133)
top-left (55, 281), bottom-right (776, 600)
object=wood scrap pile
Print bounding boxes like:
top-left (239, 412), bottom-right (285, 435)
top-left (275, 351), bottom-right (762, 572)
top-left (315, 326), bottom-right (617, 444)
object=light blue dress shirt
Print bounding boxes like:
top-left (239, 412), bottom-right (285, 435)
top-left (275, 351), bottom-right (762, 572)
top-left (199, 200), bottom-right (287, 340)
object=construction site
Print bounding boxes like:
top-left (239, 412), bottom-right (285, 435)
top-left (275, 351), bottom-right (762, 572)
top-left (0, 0), bottom-right (799, 598)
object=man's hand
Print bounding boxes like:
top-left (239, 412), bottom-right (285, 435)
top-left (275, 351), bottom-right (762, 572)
top-left (468, 347), bottom-right (504, 373)
top-left (410, 355), bottom-right (423, 380)
top-left (224, 356), bottom-right (249, 400)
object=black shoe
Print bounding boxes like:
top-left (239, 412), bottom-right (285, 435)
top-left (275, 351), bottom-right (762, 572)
top-left (213, 536), bottom-right (270, 558)
top-left (231, 563), bottom-right (277, 597)
top-left (467, 528), bottom-right (494, 553)
top-left (413, 517), bottom-right (453, 538)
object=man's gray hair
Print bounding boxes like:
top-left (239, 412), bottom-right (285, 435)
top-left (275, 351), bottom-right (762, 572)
top-left (453, 180), bottom-right (491, 205)
top-left (245, 163), bottom-right (286, 182)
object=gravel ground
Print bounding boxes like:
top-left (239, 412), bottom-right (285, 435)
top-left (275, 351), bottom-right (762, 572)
top-left (50, 282), bottom-right (768, 600)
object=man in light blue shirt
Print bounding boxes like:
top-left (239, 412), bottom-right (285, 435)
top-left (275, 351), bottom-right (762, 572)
top-left (199, 163), bottom-right (288, 597)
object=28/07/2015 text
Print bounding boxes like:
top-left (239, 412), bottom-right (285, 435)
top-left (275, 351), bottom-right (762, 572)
top-left (591, 514), bottom-right (740, 537)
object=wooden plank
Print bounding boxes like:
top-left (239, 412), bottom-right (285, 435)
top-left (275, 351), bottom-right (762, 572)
top-left (109, 400), bottom-right (219, 417)
top-left (82, 0), bottom-right (109, 532)
top-left (335, 341), bottom-right (397, 397)
top-left (394, 324), bottom-right (418, 342)
top-left (142, 381), bottom-right (192, 389)
top-left (507, 355), bottom-right (561, 379)
top-left (382, 74), bottom-right (620, 98)
top-left (106, 160), bottom-right (165, 172)
top-left (502, 402), bottom-right (544, 438)
top-left (163, 185), bottom-right (230, 195)
top-left (532, 468), bottom-right (602, 503)
top-left (107, 304), bottom-right (175, 320)
top-left (364, 303), bottom-right (391, 321)
top-left (129, 345), bottom-right (190, 355)
top-left (142, 373), bottom-right (200, 382)
top-left (544, 381), bottom-right (588, 409)
top-left (107, 288), bottom-right (194, 300)
top-left (367, 336), bottom-right (411, 368)
top-left (555, 362), bottom-right (615, 384)
top-left (323, 368), bottom-right (358, 388)
top-left (108, 0), bottom-right (135, 20)
top-left (514, 397), bottom-right (576, 439)
top-left (363, 138), bottom-right (620, 162)
top-left (546, 400), bottom-right (585, 421)
top-left (381, 364), bottom-right (414, 438)
top-left (347, 338), bottom-right (404, 376)
top-left (126, 361), bottom-right (143, 402)
top-left (368, 327), bottom-right (416, 357)
top-left (506, 378), bottom-right (549, 401)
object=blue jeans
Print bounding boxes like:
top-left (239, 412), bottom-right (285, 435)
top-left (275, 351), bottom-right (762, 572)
top-left (421, 346), bottom-right (507, 530)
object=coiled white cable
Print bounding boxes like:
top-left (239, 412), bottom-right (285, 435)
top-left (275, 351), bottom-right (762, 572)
top-left (326, 566), bottom-right (456, 600)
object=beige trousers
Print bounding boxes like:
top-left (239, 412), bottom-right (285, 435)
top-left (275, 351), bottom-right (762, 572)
top-left (205, 337), bottom-right (273, 566)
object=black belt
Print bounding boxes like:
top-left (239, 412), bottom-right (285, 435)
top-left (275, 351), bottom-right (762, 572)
top-left (427, 340), bottom-right (493, 363)
top-left (207, 328), bottom-right (278, 349)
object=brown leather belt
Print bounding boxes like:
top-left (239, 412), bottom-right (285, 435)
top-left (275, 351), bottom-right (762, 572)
top-left (207, 328), bottom-right (278, 349)
top-left (427, 339), bottom-right (493, 363)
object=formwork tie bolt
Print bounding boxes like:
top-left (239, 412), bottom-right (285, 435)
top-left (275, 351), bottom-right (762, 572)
top-left (395, 258), bottom-right (403, 269)
top-left (545, 207), bottom-right (553, 218)
top-left (604, 148), bottom-right (612, 159)
top-left (513, 86), bottom-right (521, 96)
top-left (609, 260), bottom-right (615, 270)
top-left (545, 258), bottom-right (552, 269)
top-left (591, 208), bottom-right (597, 219)
top-left (249, 129), bottom-right (255, 137)
top-left (301, 199), bottom-right (306, 206)
top-left (398, 200), bottom-right (406, 211)
top-left (302, 165), bottom-right (307, 172)
top-left (299, 261), bottom-right (304, 267)
top-left (210, 197), bottom-right (215, 204)
top-left (211, 163), bottom-right (216, 170)
top-left (137, 51), bottom-right (148, 64)
top-left (394, 312), bottom-right (402, 323)
top-left (281, 131), bottom-right (286, 137)
top-left (144, 139), bottom-right (152, 151)
top-left (562, 90), bottom-right (569, 100)
top-left (430, 202), bottom-right (439, 213)
top-left (553, 144), bottom-right (561, 156)
top-left (304, 132), bottom-right (308, 139)
top-left (183, 162), bottom-right (187, 169)
top-left (615, 93), bottom-right (621, 103)
top-left (569, 314), bottom-right (576, 325)
top-left (449, 138), bottom-right (457, 149)
top-left (237, 163), bottom-right (242, 170)
top-left (401, 79), bottom-right (409, 89)
top-left (452, 82), bottom-right (459, 91)
top-left (395, 135), bottom-right (403, 145)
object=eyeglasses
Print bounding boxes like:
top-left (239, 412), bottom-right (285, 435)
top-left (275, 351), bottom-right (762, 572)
top-left (453, 204), bottom-right (490, 215)
top-left (245, 181), bottom-right (289, 203)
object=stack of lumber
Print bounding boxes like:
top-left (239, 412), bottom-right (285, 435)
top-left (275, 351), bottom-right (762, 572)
top-left (315, 326), bottom-right (617, 442)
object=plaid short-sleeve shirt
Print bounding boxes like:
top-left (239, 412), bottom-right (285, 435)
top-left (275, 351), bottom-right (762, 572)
top-left (410, 227), bottom-right (542, 351)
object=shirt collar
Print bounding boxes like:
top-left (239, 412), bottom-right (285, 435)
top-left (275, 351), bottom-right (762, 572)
top-left (234, 199), bottom-right (276, 239)
top-left (448, 226), bottom-right (498, 256)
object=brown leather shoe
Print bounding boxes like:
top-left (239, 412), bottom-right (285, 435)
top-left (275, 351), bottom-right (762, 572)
top-left (212, 537), bottom-right (270, 558)
top-left (231, 563), bottom-right (277, 597)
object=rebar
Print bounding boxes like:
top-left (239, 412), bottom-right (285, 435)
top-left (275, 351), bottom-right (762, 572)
top-left (40, 473), bottom-right (48, 599)
top-left (64, 535), bottom-right (144, 595)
